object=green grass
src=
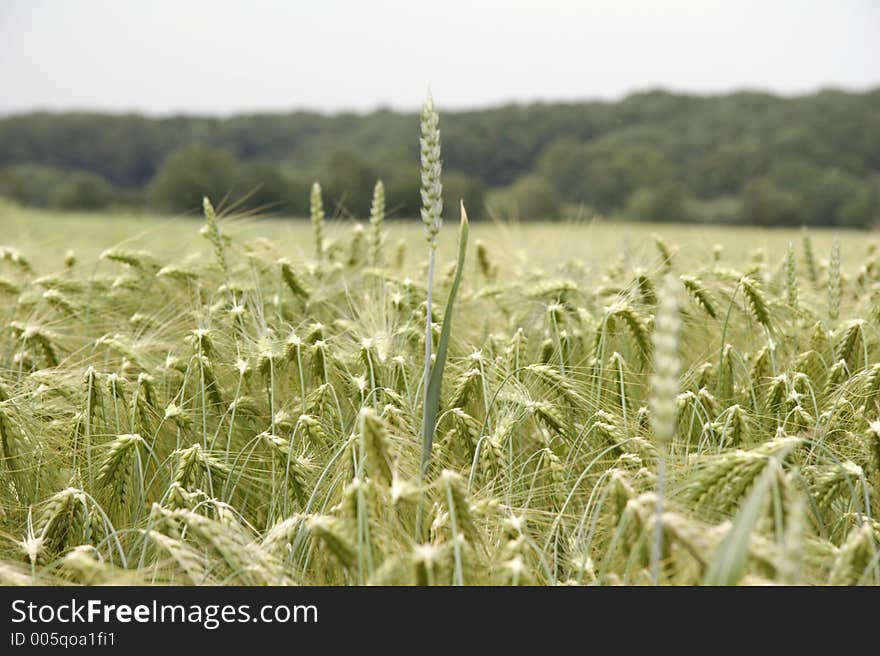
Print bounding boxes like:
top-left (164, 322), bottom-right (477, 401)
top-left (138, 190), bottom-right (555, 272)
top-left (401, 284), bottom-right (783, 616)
top-left (0, 198), bottom-right (864, 271)
top-left (0, 199), bottom-right (878, 585)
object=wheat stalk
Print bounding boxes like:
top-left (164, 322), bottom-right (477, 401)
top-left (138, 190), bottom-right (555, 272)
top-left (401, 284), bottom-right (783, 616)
top-left (369, 180), bottom-right (385, 267)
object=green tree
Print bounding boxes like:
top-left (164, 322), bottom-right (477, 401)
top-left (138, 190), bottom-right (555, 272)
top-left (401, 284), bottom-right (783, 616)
top-left (0, 165), bottom-right (116, 210)
top-left (0, 164), bottom-right (69, 207)
top-left (535, 138), bottom-right (587, 202)
top-left (234, 159), bottom-right (291, 214)
top-left (318, 151), bottom-right (377, 218)
top-left (279, 167), bottom-right (314, 217)
top-left (805, 168), bottom-right (864, 226)
top-left (374, 158), bottom-right (420, 218)
top-left (1, 87), bottom-right (880, 226)
top-left (538, 135), bottom-right (675, 212)
top-left (487, 176), bottom-right (563, 220)
top-left (150, 145), bottom-right (239, 213)
top-left (839, 174), bottom-right (880, 228)
top-left (443, 170), bottom-right (486, 221)
top-left (586, 143), bottom-right (675, 211)
top-left (626, 182), bottom-right (695, 222)
top-left (740, 179), bottom-right (805, 226)
top-left (50, 171), bottom-right (114, 210)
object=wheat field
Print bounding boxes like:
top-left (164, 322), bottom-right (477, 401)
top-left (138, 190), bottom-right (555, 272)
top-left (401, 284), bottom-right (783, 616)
top-left (0, 103), bottom-right (878, 586)
top-left (1, 198), bottom-right (877, 585)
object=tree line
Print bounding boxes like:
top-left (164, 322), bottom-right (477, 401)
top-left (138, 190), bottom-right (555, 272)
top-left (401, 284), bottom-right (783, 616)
top-left (1, 87), bottom-right (879, 226)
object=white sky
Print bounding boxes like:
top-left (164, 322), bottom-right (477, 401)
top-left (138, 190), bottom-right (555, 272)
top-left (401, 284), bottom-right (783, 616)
top-left (0, 0), bottom-right (878, 115)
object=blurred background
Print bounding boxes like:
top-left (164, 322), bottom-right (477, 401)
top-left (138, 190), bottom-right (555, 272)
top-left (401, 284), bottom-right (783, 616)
top-left (1, 0), bottom-right (878, 227)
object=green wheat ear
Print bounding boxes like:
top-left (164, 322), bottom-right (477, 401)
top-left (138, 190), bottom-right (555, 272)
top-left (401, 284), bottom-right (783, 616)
top-left (649, 274), bottom-right (680, 584)
top-left (201, 197), bottom-right (226, 270)
top-left (828, 238), bottom-right (841, 322)
top-left (369, 180), bottom-right (385, 267)
top-left (310, 181), bottom-right (325, 262)
top-left (419, 92), bottom-right (444, 481)
top-left (784, 241), bottom-right (798, 309)
top-left (421, 201), bottom-right (469, 477)
top-left (703, 460), bottom-right (778, 585)
top-left (802, 228), bottom-right (818, 287)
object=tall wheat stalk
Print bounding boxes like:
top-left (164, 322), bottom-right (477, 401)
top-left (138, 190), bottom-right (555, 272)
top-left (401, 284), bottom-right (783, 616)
top-left (419, 94), bottom-right (443, 476)
top-left (421, 202), bottom-right (469, 476)
top-left (649, 275), bottom-right (681, 585)
top-left (369, 180), bottom-right (385, 267)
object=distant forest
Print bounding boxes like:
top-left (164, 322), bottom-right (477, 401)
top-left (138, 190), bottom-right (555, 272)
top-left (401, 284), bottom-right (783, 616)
top-left (1, 88), bottom-right (880, 226)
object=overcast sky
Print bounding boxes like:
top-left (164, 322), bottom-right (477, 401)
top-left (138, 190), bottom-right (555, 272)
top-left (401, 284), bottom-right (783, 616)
top-left (1, 0), bottom-right (878, 116)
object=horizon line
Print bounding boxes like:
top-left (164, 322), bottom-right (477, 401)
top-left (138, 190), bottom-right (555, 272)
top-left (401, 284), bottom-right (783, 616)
top-left (1, 82), bottom-right (878, 120)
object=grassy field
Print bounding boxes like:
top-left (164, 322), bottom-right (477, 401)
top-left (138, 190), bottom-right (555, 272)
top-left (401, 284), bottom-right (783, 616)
top-left (0, 198), bottom-right (865, 272)
top-left (0, 196), bottom-right (879, 586)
